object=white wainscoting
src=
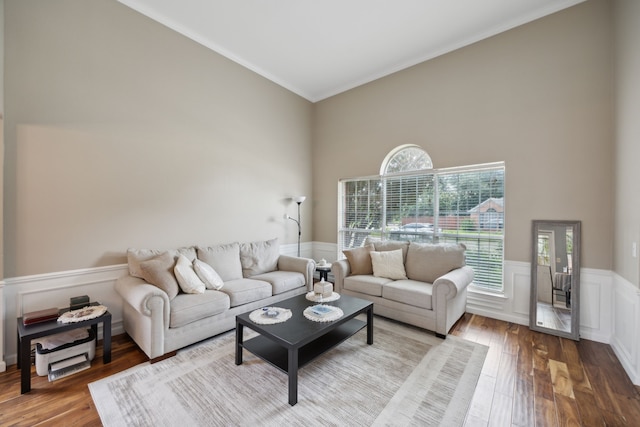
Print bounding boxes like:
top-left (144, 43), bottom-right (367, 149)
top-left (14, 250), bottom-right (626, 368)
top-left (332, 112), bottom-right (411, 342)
top-left (2, 264), bottom-right (129, 368)
top-left (0, 281), bottom-right (5, 372)
top-left (466, 262), bottom-right (613, 343)
top-left (1, 242), bottom-right (635, 385)
top-left (1, 243), bottom-right (310, 369)
top-left (610, 273), bottom-right (640, 385)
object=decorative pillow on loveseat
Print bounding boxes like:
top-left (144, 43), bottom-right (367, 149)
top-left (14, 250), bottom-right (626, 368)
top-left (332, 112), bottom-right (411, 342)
top-left (370, 249), bottom-right (407, 280)
top-left (404, 242), bottom-right (466, 283)
top-left (365, 238), bottom-right (410, 261)
top-left (343, 243), bottom-right (375, 275)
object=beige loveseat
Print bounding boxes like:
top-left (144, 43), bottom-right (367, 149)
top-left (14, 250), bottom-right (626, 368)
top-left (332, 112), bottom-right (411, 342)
top-left (115, 238), bottom-right (314, 359)
top-left (332, 240), bottom-right (473, 338)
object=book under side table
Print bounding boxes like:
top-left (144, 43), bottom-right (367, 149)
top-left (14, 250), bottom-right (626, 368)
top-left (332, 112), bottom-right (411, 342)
top-left (17, 305), bottom-right (112, 394)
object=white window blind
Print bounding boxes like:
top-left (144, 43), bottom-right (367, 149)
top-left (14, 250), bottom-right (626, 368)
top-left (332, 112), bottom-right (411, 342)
top-left (338, 162), bottom-right (505, 291)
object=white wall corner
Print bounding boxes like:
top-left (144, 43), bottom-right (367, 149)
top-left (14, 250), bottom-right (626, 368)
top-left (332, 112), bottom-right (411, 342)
top-left (610, 273), bottom-right (640, 385)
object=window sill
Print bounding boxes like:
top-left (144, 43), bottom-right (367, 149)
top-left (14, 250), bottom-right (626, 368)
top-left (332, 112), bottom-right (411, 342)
top-left (468, 283), bottom-right (507, 300)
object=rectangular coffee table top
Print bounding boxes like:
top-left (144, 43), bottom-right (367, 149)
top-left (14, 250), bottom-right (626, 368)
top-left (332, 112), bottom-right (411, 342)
top-left (235, 293), bottom-right (371, 348)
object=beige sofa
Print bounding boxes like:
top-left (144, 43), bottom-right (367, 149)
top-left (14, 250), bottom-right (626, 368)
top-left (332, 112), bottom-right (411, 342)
top-left (115, 238), bottom-right (314, 359)
top-left (332, 240), bottom-right (473, 338)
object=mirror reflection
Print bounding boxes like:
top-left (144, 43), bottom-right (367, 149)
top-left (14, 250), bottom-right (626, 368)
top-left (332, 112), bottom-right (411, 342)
top-left (530, 220), bottom-right (581, 340)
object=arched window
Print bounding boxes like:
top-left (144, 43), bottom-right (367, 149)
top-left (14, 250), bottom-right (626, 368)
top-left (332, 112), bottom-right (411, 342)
top-left (380, 144), bottom-right (433, 175)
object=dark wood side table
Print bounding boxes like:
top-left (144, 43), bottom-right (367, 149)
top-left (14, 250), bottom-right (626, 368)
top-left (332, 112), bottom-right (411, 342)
top-left (316, 265), bottom-right (331, 281)
top-left (17, 304), bottom-right (112, 394)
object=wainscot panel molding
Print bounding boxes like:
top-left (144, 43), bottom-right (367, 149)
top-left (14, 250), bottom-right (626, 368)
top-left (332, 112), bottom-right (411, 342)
top-left (466, 262), bottom-right (613, 344)
top-left (313, 241), bottom-right (339, 265)
top-left (466, 260), bottom-right (529, 326)
top-left (3, 264), bottom-right (129, 367)
top-left (610, 273), bottom-right (640, 386)
top-left (0, 281), bottom-right (5, 372)
top-left (280, 242), bottom-right (314, 259)
top-left (312, 244), bottom-right (615, 343)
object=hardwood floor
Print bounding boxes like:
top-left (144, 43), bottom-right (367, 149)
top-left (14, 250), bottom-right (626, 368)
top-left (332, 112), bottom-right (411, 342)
top-left (451, 313), bottom-right (640, 426)
top-left (1, 314), bottom-right (639, 426)
top-left (0, 334), bottom-right (147, 427)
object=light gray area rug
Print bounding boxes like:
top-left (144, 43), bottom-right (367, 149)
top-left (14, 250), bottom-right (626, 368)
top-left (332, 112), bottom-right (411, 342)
top-left (90, 317), bottom-right (487, 426)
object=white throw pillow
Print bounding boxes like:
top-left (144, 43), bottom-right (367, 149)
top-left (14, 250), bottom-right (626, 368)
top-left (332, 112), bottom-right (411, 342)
top-left (370, 249), bottom-right (407, 280)
top-left (193, 259), bottom-right (225, 290)
top-left (174, 254), bottom-right (206, 294)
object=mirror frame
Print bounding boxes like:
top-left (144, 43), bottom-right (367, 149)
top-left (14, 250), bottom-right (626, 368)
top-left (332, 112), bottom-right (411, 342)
top-left (529, 220), bottom-right (581, 341)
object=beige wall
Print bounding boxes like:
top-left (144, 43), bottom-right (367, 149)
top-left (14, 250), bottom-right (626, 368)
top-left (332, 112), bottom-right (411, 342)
top-left (613, 0), bottom-right (640, 286)
top-left (0, 0), bottom-right (4, 280)
top-left (2, 0), bottom-right (624, 278)
top-left (313, 0), bottom-right (613, 269)
top-left (4, 0), bottom-right (313, 277)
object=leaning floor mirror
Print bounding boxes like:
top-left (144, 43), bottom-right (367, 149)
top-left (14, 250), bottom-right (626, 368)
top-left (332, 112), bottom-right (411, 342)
top-left (530, 220), bottom-right (581, 340)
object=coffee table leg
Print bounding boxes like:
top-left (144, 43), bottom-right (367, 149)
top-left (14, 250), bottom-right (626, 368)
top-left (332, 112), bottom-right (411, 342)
top-left (367, 306), bottom-right (374, 345)
top-left (235, 323), bottom-right (244, 365)
top-left (288, 348), bottom-right (298, 405)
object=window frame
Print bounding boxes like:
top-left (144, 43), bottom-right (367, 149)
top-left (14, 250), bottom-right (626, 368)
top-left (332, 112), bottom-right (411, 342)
top-left (338, 161), bottom-right (505, 292)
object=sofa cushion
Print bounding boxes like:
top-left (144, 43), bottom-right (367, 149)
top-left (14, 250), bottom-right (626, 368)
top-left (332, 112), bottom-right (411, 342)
top-left (174, 254), bottom-right (206, 294)
top-left (366, 238), bottom-right (410, 261)
top-left (196, 243), bottom-right (243, 281)
top-left (169, 290), bottom-right (231, 328)
top-left (382, 280), bottom-right (433, 310)
top-left (370, 249), bottom-right (407, 280)
top-left (193, 259), bottom-right (224, 290)
top-left (127, 247), bottom-right (196, 279)
top-left (250, 270), bottom-right (305, 295)
top-left (219, 278), bottom-right (272, 307)
top-left (343, 275), bottom-right (391, 297)
top-left (240, 238), bottom-right (279, 277)
top-left (405, 243), bottom-right (466, 283)
top-left (138, 252), bottom-right (180, 300)
top-left (343, 244), bottom-right (375, 275)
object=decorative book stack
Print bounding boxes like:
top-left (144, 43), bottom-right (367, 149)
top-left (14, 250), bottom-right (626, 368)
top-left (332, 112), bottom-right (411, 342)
top-left (22, 308), bottom-right (60, 326)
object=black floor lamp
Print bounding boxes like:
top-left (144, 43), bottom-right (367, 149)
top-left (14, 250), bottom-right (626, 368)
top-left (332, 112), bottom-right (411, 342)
top-left (285, 196), bottom-right (306, 257)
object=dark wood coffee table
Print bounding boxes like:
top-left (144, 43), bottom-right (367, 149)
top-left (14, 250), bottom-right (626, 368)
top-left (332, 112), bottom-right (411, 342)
top-left (235, 293), bottom-right (373, 405)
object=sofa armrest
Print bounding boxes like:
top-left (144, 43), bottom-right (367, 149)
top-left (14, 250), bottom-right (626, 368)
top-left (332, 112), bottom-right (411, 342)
top-left (115, 275), bottom-right (171, 330)
top-left (278, 255), bottom-right (316, 291)
top-left (432, 266), bottom-right (475, 302)
top-left (331, 259), bottom-right (351, 293)
top-left (432, 265), bottom-right (474, 336)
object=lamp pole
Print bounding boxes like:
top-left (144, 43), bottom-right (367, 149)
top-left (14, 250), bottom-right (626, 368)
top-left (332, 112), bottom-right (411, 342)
top-left (296, 200), bottom-right (302, 257)
top-left (286, 196), bottom-right (306, 257)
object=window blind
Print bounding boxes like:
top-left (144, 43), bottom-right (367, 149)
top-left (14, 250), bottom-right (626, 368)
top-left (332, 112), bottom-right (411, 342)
top-left (338, 163), bottom-right (505, 291)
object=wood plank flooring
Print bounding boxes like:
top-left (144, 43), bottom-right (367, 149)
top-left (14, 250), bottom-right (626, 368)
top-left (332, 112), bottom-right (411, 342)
top-left (0, 313), bottom-right (639, 426)
top-left (451, 313), bottom-right (640, 426)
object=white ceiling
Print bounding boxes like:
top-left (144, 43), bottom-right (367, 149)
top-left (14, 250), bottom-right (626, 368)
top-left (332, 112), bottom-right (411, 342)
top-left (117, 0), bottom-right (586, 102)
